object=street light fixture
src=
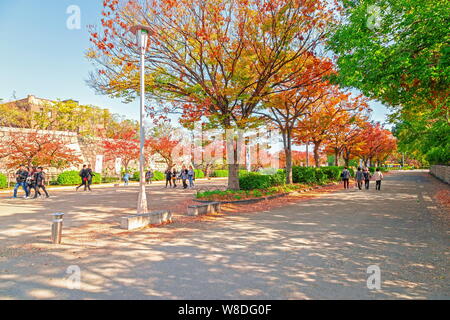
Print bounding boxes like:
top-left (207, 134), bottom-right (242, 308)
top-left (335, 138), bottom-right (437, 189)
top-left (130, 24), bottom-right (153, 214)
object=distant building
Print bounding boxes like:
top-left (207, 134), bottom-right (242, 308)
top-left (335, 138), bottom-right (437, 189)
top-left (0, 95), bottom-right (104, 132)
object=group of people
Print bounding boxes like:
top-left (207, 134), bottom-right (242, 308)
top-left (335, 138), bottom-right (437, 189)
top-left (341, 167), bottom-right (384, 190)
top-left (13, 165), bottom-right (50, 199)
top-left (165, 166), bottom-right (196, 189)
top-left (76, 164), bottom-right (95, 192)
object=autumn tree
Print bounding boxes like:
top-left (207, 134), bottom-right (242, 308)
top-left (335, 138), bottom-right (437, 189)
top-left (293, 89), bottom-right (366, 167)
top-left (87, 0), bottom-right (339, 190)
top-left (103, 129), bottom-right (140, 172)
top-left (0, 131), bottom-right (80, 169)
top-left (257, 54), bottom-right (334, 183)
top-left (356, 122), bottom-right (398, 167)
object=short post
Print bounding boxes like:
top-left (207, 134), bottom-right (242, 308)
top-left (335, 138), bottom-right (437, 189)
top-left (51, 213), bottom-right (64, 244)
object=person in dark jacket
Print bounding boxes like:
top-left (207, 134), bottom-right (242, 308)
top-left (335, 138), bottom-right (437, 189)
top-left (13, 165), bottom-right (29, 198)
top-left (355, 167), bottom-right (364, 190)
top-left (363, 167), bottom-right (371, 190)
top-left (27, 167), bottom-right (41, 198)
top-left (165, 168), bottom-right (172, 188)
top-left (171, 168), bottom-right (178, 188)
top-left (33, 167), bottom-right (49, 198)
top-left (76, 165), bottom-right (88, 191)
top-left (86, 164), bottom-right (94, 191)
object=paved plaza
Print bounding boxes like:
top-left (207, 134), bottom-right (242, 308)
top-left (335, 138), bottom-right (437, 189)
top-left (0, 171), bottom-right (448, 299)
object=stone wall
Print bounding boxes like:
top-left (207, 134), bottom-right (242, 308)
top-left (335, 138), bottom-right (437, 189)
top-left (0, 126), bottom-right (172, 177)
top-left (430, 165), bottom-right (450, 184)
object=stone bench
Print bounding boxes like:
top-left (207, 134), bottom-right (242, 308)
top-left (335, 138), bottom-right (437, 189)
top-left (187, 202), bottom-right (221, 216)
top-left (120, 210), bottom-right (172, 230)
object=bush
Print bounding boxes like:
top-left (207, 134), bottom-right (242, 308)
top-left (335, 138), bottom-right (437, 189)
top-left (292, 167), bottom-right (317, 184)
top-left (194, 169), bottom-right (205, 179)
top-left (212, 170), bottom-right (228, 177)
top-left (239, 171), bottom-right (285, 190)
top-left (0, 173), bottom-right (7, 189)
top-left (57, 171), bottom-right (81, 185)
top-left (153, 171), bottom-right (165, 181)
top-left (57, 171), bottom-right (101, 185)
top-left (239, 172), bottom-right (272, 190)
top-left (314, 168), bottom-right (327, 184)
top-left (321, 167), bottom-right (341, 181)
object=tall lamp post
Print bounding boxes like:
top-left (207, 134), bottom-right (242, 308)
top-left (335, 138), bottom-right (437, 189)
top-left (131, 25), bottom-right (153, 214)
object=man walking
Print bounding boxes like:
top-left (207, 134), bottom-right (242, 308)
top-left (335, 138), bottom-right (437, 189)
top-left (355, 167), bottom-right (364, 190)
top-left (13, 165), bottom-right (29, 198)
top-left (341, 167), bottom-right (351, 189)
top-left (33, 167), bottom-right (49, 198)
top-left (363, 167), bottom-right (371, 190)
top-left (86, 164), bottom-right (94, 191)
top-left (188, 166), bottom-right (195, 188)
top-left (76, 165), bottom-right (88, 191)
top-left (373, 168), bottom-right (384, 191)
top-left (165, 168), bottom-right (172, 188)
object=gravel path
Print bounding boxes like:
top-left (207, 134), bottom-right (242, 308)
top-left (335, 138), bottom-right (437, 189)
top-left (0, 171), bottom-right (448, 299)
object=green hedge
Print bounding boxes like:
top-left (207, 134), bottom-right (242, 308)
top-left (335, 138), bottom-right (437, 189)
top-left (239, 170), bottom-right (286, 190)
top-left (292, 166), bottom-right (354, 184)
top-left (211, 170), bottom-right (248, 177)
top-left (194, 169), bottom-right (205, 179)
top-left (0, 173), bottom-right (7, 189)
top-left (56, 171), bottom-right (102, 186)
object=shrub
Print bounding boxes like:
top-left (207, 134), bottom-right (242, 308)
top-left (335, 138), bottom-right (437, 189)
top-left (0, 173), bottom-right (7, 189)
top-left (321, 167), bottom-right (341, 181)
top-left (239, 172), bottom-right (272, 190)
top-left (292, 167), bottom-right (317, 184)
top-left (269, 170), bottom-right (286, 186)
top-left (57, 171), bottom-right (101, 185)
top-left (314, 168), bottom-right (327, 184)
top-left (212, 170), bottom-right (228, 177)
top-left (194, 169), bottom-right (205, 179)
top-left (153, 171), bottom-right (165, 181)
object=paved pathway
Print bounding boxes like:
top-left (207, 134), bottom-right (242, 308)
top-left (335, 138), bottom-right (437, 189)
top-left (0, 171), bottom-right (448, 299)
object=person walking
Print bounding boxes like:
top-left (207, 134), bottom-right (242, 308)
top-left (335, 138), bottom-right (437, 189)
top-left (373, 168), bottom-right (384, 191)
top-left (33, 167), bottom-right (49, 198)
top-left (363, 167), bottom-right (371, 190)
top-left (123, 172), bottom-right (131, 186)
top-left (341, 167), bottom-right (351, 189)
top-left (13, 165), bottom-right (29, 198)
top-left (355, 167), bottom-right (364, 190)
top-left (76, 165), bottom-right (88, 191)
top-left (188, 166), bottom-right (195, 188)
top-left (145, 169), bottom-right (154, 184)
top-left (180, 166), bottom-right (189, 189)
top-left (86, 164), bottom-right (94, 191)
top-left (171, 168), bottom-right (178, 188)
top-left (165, 168), bottom-right (172, 188)
top-left (27, 167), bottom-right (40, 198)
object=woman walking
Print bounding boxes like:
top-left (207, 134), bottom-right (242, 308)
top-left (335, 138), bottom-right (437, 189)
top-left (355, 167), bottom-right (364, 190)
top-left (34, 167), bottom-right (49, 198)
top-left (171, 168), bottom-right (178, 188)
top-left (372, 168), bottom-right (384, 190)
top-left (188, 166), bottom-right (195, 188)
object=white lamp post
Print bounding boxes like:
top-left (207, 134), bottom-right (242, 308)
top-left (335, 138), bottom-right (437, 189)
top-left (131, 25), bottom-right (153, 214)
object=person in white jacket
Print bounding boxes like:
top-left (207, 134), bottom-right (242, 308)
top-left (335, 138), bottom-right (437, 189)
top-left (372, 168), bottom-right (383, 190)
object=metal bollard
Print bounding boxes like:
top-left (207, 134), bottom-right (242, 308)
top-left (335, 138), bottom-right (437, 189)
top-left (51, 213), bottom-right (64, 244)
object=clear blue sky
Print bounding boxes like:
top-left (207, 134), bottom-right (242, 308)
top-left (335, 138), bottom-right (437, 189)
top-left (0, 0), bottom-right (390, 124)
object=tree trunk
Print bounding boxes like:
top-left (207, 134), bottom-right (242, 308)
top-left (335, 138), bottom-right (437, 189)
top-left (282, 129), bottom-right (293, 184)
top-left (228, 163), bottom-right (240, 190)
top-left (334, 149), bottom-right (339, 166)
top-left (313, 142), bottom-right (321, 168)
top-left (226, 131), bottom-right (241, 190)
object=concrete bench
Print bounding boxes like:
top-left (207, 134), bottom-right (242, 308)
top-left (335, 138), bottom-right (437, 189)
top-left (120, 210), bottom-right (172, 230)
top-left (187, 202), bottom-right (221, 216)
